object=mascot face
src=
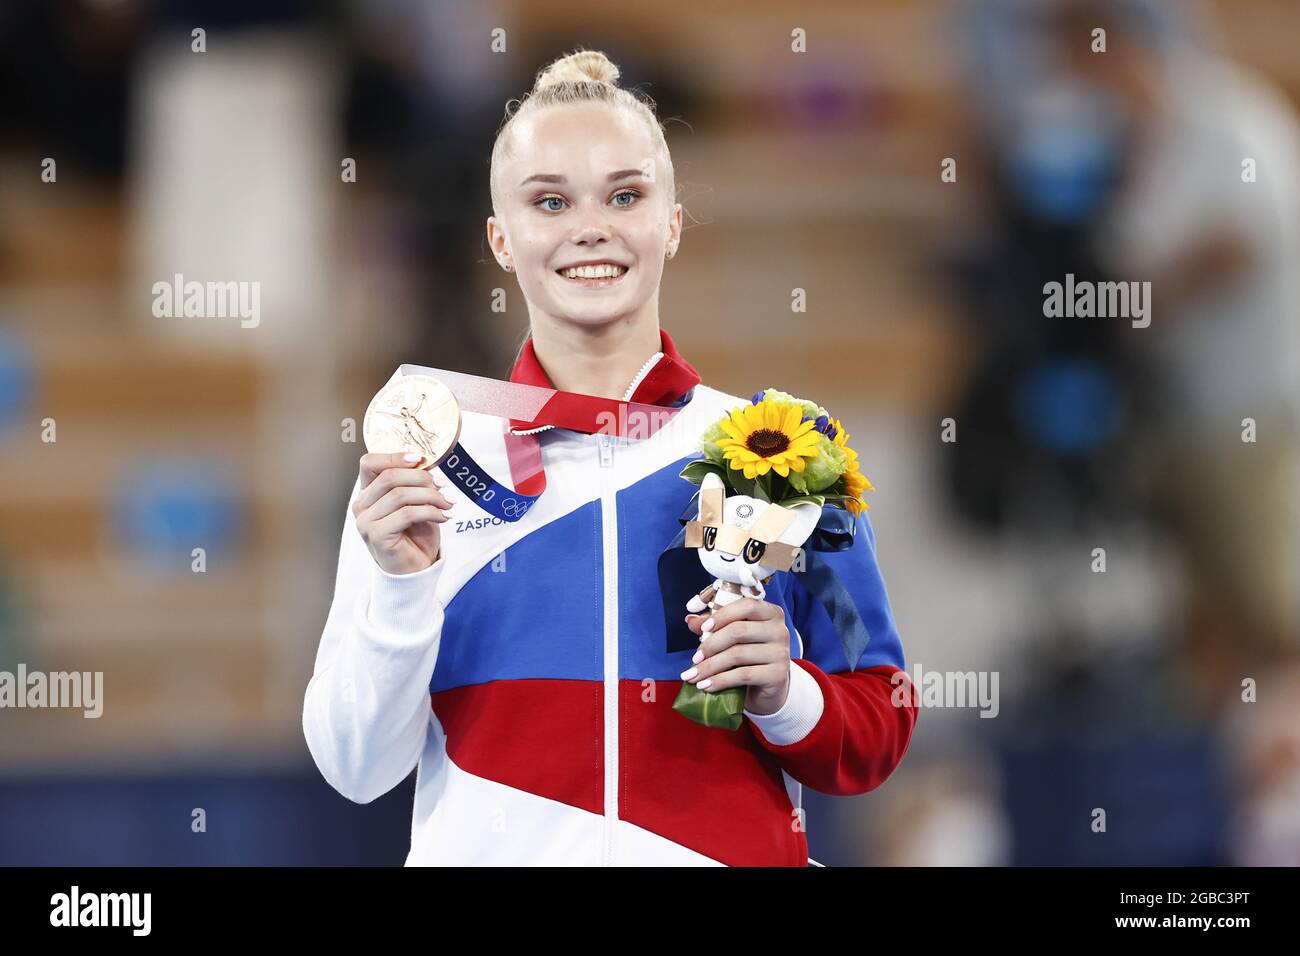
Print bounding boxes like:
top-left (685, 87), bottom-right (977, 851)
top-left (690, 472), bottom-right (821, 588)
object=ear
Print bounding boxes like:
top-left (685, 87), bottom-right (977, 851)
top-left (699, 472), bottom-right (724, 524)
top-left (666, 202), bottom-right (683, 259)
top-left (775, 501), bottom-right (822, 547)
top-left (485, 216), bottom-right (511, 266)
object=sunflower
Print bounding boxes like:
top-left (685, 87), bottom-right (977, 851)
top-left (715, 400), bottom-right (822, 479)
top-left (830, 417), bottom-right (874, 514)
top-left (843, 465), bottom-right (872, 515)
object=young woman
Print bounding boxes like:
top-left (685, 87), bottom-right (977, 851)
top-left (304, 49), bottom-right (917, 866)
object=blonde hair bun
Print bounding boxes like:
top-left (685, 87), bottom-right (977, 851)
top-left (490, 47), bottom-right (674, 216)
top-left (534, 49), bottom-right (621, 92)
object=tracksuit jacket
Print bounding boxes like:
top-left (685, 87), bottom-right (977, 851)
top-left (303, 329), bottom-right (917, 865)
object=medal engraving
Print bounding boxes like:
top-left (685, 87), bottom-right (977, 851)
top-left (363, 374), bottom-right (462, 467)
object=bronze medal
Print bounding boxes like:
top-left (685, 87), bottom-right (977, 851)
top-left (363, 374), bottom-right (461, 469)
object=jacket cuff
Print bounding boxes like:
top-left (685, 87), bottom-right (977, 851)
top-left (365, 556), bottom-right (444, 640)
top-left (743, 659), bottom-right (825, 746)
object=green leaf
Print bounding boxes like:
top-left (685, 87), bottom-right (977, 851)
top-left (768, 472), bottom-right (791, 502)
top-left (672, 683), bottom-right (745, 731)
top-left (728, 468), bottom-right (761, 500)
top-left (679, 458), bottom-right (726, 486)
top-left (774, 493), bottom-right (826, 509)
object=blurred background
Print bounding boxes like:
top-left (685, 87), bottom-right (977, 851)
top-left (1, 0), bottom-right (1298, 865)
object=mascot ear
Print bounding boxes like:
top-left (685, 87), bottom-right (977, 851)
top-left (776, 500), bottom-right (822, 548)
top-left (699, 471), bottom-right (725, 524)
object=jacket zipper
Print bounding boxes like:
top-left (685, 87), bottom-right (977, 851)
top-left (597, 432), bottom-right (618, 865)
top-left (595, 358), bottom-right (658, 864)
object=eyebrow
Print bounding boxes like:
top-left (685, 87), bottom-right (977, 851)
top-left (519, 169), bottom-right (646, 187)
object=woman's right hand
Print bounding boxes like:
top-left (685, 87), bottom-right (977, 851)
top-left (353, 452), bottom-right (453, 575)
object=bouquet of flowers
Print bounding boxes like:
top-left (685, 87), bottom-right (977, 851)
top-left (673, 388), bottom-right (874, 729)
top-left (686, 388), bottom-right (873, 512)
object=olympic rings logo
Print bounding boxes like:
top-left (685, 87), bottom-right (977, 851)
top-left (501, 498), bottom-right (531, 518)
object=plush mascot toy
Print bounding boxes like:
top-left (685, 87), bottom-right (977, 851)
top-left (675, 472), bottom-right (822, 729)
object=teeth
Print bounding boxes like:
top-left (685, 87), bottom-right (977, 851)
top-left (561, 264), bottom-right (627, 279)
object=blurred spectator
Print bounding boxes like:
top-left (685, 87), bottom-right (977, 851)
top-left (947, 0), bottom-right (1300, 711)
top-left (1223, 664), bottom-right (1300, 865)
top-left (943, 0), bottom-right (1157, 540)
top-left (341, 0), bottom-right (517, 378)
top-left (1068, 0), bottom-right (1300, 699)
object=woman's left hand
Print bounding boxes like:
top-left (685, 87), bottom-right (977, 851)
top-left (683, 598), bottom-right (791, 716)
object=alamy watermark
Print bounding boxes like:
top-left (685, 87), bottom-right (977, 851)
top-left (1043, 273), bottom-right (1151, 328)
top-left (891, 663), bottom-right (1000, 718)
top-left (50, 886), bottom-right (150, 936)
top-left (151, 273), bottom-right (261, 328)
top-left (0, 665), bottom-right (103, 718)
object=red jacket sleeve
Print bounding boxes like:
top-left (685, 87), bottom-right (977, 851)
top-left (743, 509), bottom-right (918, 795)
top-left (746, 660), bottom-right (917, 796)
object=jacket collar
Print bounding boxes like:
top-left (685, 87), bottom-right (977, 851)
top-left (508, 327), bottom-right (701, 410)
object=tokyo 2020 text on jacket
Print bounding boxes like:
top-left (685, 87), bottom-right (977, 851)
top-left (303, 329), bottom-right (918, 866)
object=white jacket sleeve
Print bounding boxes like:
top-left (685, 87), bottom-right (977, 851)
top-left (303, 475), bottom-right (446, 804)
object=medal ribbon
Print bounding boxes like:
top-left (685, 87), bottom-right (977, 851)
top-left (399, 362), bottom-right (696, 523)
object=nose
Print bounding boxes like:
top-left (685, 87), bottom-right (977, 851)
top-left (571, 225), bottom-right (610, 246)
top-left (570, 206), bottom-right (611, 246)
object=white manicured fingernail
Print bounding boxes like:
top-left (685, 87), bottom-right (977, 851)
top-left (702, 619), bottom-right (715, 632)
top-left (691, 650), bottom-right (703, 664)
top-left (680, 667), bottom-right (698, 681)
top-left (697, 679), bottom-right (712, 690)
top-left (403, 452), bottom-right (421, 462)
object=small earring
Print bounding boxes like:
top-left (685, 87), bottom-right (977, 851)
top-left (503, 262), bottom-right (513, 272)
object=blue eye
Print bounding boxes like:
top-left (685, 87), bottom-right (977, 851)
top-left (536, 191), bottom-right (638, 212)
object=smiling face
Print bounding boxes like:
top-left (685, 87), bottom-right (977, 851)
top-left (487, 100), bottom-right (682, 329)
